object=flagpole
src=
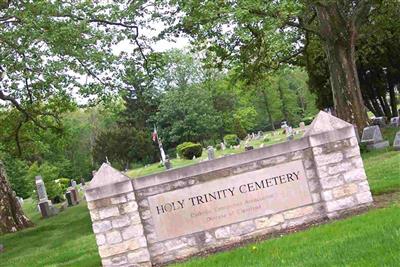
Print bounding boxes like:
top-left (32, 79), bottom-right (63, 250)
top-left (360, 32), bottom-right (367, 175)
top-left (153, 125), bottom-right (166, 164)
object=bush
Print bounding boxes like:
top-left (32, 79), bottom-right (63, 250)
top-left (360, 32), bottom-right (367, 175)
top-left (216, 144), bottom-right (222, 150)
top-left (302, 116), bottom-right (314, 125)
top-left (57, 178), bottom-right (71, 193)
top-left (177, 142), bottom-right (203, 160)
top-left (224, 134), bottom-right (240, 147)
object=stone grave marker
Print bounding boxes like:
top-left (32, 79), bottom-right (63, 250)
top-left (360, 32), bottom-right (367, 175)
top-left (164, 156), bottom-right (172, 170)
top-left (361, 125), bottom-right (389, 150)
top-left (35, 175), bottom-right (58, 218)
top-left (207, 146), bottom-right (215, 160)
top-left (286, 126), bottom-right (294, 140)
top-left (220, 142), bottom-right (226, 150)
top-left (71, 179), bottom-right (77, 187)
top-left (390, 117), bottom-right (400, 127)
top-left (372, 116), bottom-right (386, 127)
top-left (65, 191), bottom-right (73, 206)
top-left (299, 121), bottom-right (305, 130)
top-left (393, 131), bottom-right (400, 151)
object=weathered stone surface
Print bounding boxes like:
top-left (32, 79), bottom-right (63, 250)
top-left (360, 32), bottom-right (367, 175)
top-left (121, 201), bottom-right (138, 214)
top-left (283, 206), bottom-right (314, 219)
top-left (321, 190), bottom-right (333, 201)
top-left (328, 162), bottom-right (352, 175)
top-left (111, 195), bottom-right (127, 205)
top-left (325, 197), bottom-right (355, 212)
top-left (102, 255), bottom-right (128, 266)
top-left (112, 215), bottom-right (130, 228)
top-left (314, 152), bottom-right (343, 166)
top-left (254, 214), bottom-right (284, 229)
top-left (93, 220), bottom-right (112, 234)
top-left (304, 111), bottom-right (352, 136)
top-left (344, 146), bottom-right (360, 158)
top-left (175, 247), bottom-right (200, 259)
top-left (99, 206), bottom-right (120, 219)
top-left (356, 191), bottom-right (373, 204)
top-left (320, 175), bottom-right (344, 189)
top-left (127, 248), bottom-right (151, 263)
top-left (357, 181), bottom-right (371, 192)
top-left (230, 221), bottom-right (256, 236)
top-left (106, 230), bottom-right (122, 245)
top-left (163, 239), bottom-right (188, 251)
top-left (332, 184), bottom-right (358, 199)
top-left (343, 169), bottom-right (367, 182)
top-left (122, 224), bottom-right (144, 240)
top-left (96, 233), bottom-right (106, 246)
top-left (311, 193), bottom-right (321, 203)
top-left (215, 226), bottom-right (231, 239)
top-left (99, 238), bottom-right (146, 258)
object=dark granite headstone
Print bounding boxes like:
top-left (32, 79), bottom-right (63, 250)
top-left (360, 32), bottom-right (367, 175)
top-left (390, 117), bottom-right (400, 127)
top-left (245, 145), bottom-right (254, 151)
top-left (65, 191), bottom-right (73, 206)
top-left (39, 201), bottom-right (51, 218)
top-left (372, 117), bottom-right (386, 127)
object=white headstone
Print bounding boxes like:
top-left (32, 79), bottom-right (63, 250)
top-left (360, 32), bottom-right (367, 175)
top-left (390, 117), bottom-right (400, 127)
top-left (207, 146), bottom-right (215, 160)
top-left (393, 131), bottom-right (400, 150)
top-left (361, 125), bottom-right (389, 150)
top-left (35, 176), bottom-right (48, 202)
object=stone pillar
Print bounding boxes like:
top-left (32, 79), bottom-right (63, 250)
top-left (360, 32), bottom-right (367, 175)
top-left (306, 111), bottom-right (373, 219)
top-left (85, 163), bottom-right (151, 267)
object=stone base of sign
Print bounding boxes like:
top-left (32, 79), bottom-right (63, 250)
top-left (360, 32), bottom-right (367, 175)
top-left (85, 111), bottom-right (373, 267)
top-left (366, 140), bottom-right (389, 150)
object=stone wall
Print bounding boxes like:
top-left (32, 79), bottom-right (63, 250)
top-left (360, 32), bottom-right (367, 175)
top-left (85, 111), bottom-right (373, 266)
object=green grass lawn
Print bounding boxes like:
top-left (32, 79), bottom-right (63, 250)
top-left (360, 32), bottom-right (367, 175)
top-left (0, 129), bottom-right (399, 267)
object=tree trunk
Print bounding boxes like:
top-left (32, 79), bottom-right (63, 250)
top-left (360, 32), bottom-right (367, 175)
top-left (0, 161), bottom-right (33, 234)
top-left (261, 88), bottom-right (275, 130)
top-left (316, 4), bottom-right (369, 132)
top-left (277, 81), bottom-right (289, 123)
top-left (388, 81), bottom-right (399, 117)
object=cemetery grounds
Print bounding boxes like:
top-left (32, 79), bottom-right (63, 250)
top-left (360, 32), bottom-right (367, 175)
top-left (0, 128), bottom-right (399, 267)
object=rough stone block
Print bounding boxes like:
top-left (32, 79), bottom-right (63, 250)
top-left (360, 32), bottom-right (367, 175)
top-left (321, 190), bottom-right (333, 201)
top-left (343, 169), bottom-right (367, 182)
top-left (111, 195), bottom-right (127, 205)
top-left (345, 146), bottom-right (360, 158)
top-left (314, 152), bottom-right (343, 166)
top-left (215, 226), bottom-right (231, 239)
top-left (320, 175), bottom-right (344, 189)
top-left (283, 206), bottom-right (314, 219)
top-left (93, 220), bottom-right (112, 234)
top-left (163, 239), bottom-right (188, 251)
top-left (112, 215), bottom-right (130, 228)
top-left (328, 162), bottom-right (352, 175)
top-left (255, 214), bottom-right (284, 229)
top-left (98, 238), bottom-right (146, 258)
top-left (122, 224), bottom-right (144, 240)
top-left (121, 201), bottom-right (138, 214)
top-left (102, 255), bottom-right (128, 267)
top-left (311, 193), bottom-right (321, 203)
top-left (106, 230), bottom-right (122, 245)
top-left (356, 191), bottom-right (373, 204)
top-left (306, 169), bottom-right (316, 179)
top-left (96, 233), bottom-right (106, 246)
top-left (149, 243), bottom-right (166, 257)
top-left (230, 221), bottom-right (256, 236)
top-left (127, 248), bottom-right (151, 264)
top-left (357, 180), bottom-right (371, 192)
top-left (89, 210), bottom-right (100, 221)
top-left (325, 196), bottom-right (355, 212)
top-left (351, 157), bottom-right (364, 168)
top-left (349, 137), bottom-right (358, 146)
top-left (126, 192), bottom-right (136, 201)
top-left (332, 183), bottom-right (358, 199)
top-left (99, 206), bottom-right (120, 219)
top-left (175, 247), bottom-right (200, 259)
top-left (87, 201), bottom-right (96, 210)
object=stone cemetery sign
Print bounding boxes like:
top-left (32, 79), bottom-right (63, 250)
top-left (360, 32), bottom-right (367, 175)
top-left (149, 160), bottom-right (311, 241)
top-left (361, 125), bottom-right (389, 150)
top-left (85, 111), bottom-right (373, 267)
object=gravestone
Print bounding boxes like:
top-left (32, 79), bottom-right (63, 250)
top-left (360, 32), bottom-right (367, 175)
top-left (80, 177), bottom-right (85, 186)
top-left (286, 126), bottom-right (294, 141)
top-left (65, 191), bottom-right (73, 206)
top-left (164, 156), bottom-right (172, 170)
top-left (70, 188), bottom-right (79, 204)
top-left (244, 145), bottom-right (254, 151)
top-left (35, 176), bottom-right (48, 202)
top-left (393, 131), bottom-right (400, 151)
top-left (390, 117), bottom-right (400, 127)
top-left (71, 180), bottom-right (77, 188)
top-left (220, 142), bottom-right (226, 150)
top-left (361, 125), bottom-right (389, 150)
top-left (372, 116), bottom-right (386, 127)
top-left (35, 176), bottom-right (58, 218)
top-left (299, 121), bottom-right (305, 130)
top-left (207, 146), bottom-right (215, 160)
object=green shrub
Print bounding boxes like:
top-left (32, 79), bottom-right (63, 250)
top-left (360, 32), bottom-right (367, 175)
top-left (57, 178), bottom-right (71, 193)
top-left (302, 116), bottom-right (314, 125)
top-left (216, 144), bottom-right (222, 150)
top-left (177, 142), bottom-right (203, 159)
top-left (224, 134), bottom-right (240, 147)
